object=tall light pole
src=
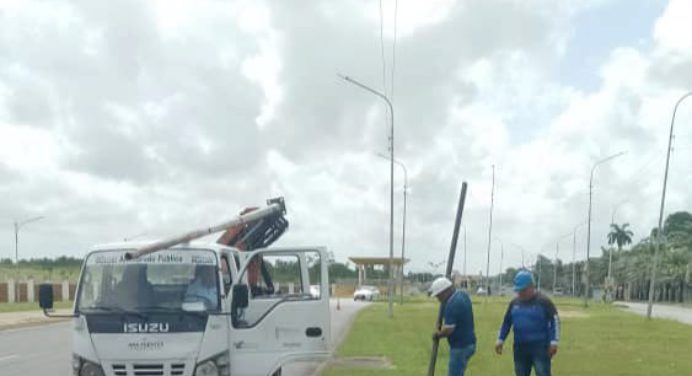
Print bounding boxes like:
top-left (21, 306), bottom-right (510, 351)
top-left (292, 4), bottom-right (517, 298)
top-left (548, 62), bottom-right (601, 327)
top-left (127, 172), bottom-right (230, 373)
top-left (485, 165), bottom-right (496, 294)
top-left (585, 151), bottom-right (625, 307)
top-left (340, 74), bottom-right (395, 318)
top-left (648, 91), bottom-right (692, 319)
top-left (377, 153), bottom-right (408, 305)
top-left (14, 215), bottom-right (45, 301)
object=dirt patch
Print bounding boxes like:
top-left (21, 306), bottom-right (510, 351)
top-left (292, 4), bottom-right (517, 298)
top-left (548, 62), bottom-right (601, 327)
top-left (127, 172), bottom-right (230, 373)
top-left (328, 356), bottom-right (395, 370)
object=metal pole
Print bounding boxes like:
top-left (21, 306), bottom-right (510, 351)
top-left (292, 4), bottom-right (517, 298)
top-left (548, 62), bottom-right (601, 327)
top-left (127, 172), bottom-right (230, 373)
top-left (376, 153), bottom-right (408, 305)
top-left (648, 91), bottom-right (692, 319)
top-left (585, 152), bottom-right (625, 307)
top-left (13, 216), bottom-right (45, 302)
top-left (339, 74), bottom-right (395, 318)
top-left (486, 165), bottom-right (495, 294)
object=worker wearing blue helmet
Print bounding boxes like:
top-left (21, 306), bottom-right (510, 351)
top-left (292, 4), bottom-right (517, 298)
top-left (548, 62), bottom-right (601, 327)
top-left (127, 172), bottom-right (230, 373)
top-left (495, 270), bottom-right (560, 376)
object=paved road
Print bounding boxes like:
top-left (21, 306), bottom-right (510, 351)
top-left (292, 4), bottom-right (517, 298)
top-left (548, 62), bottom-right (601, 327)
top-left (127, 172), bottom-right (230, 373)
top-left (0, 298), bottom-right (368, 376)
top-left (620, 302), bottom-right (692, 325)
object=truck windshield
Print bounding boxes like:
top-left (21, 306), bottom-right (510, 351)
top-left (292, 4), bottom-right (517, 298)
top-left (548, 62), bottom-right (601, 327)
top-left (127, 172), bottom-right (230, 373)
top-left (77, 249), bottom-right (220, 313)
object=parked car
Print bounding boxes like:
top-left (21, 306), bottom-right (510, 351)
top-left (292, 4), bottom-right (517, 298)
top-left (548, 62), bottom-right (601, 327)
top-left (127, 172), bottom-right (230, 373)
top-left (309, 285), bottom-right (321, 299)
top-left (353, 285), bottom-right (380, 301)
top-left (553, 287), bottom-right (564, 296)
top-left (476, 286), bottom-right (488, 296)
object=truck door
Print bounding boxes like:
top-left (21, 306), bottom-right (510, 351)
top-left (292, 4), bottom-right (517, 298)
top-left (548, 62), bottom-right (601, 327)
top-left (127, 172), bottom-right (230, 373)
top-left (229, 247), bottom-right (330, 376)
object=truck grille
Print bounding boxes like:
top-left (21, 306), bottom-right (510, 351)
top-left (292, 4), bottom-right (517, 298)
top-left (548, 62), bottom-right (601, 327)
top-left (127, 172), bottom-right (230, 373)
top-left (111, 363), bottom-right (186, 376)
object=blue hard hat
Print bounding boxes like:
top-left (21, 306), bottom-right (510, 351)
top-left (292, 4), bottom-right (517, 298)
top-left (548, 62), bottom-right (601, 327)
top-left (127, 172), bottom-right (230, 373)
top-left (513, 271), bottom-right (534, 292)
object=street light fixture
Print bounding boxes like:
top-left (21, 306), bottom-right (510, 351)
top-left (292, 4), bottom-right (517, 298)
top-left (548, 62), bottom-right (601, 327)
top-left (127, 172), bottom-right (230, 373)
top-left (648, 91), bottom-right (692, 319)
top-left (376, 152), bottom-right (408, 305)
top-left (339, 74), bottom-right (395, 318)
top-left (14, 215), bottom-right (45, 301)
top-left (585, 151), bottom-right (625, 307)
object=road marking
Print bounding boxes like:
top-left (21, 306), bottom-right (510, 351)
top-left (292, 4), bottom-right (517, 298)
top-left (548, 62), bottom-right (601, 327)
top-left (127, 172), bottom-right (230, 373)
top-left (0, 354), bottom-right (19, 363)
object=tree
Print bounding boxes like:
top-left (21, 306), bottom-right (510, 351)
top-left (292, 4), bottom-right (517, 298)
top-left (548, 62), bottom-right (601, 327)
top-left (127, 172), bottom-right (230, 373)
top-left (607, 223), bottom-right (634, 252)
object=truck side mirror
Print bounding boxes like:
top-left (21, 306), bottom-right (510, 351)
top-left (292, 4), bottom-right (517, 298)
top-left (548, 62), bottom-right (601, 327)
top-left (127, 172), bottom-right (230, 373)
top-left (232, 284), bottom-right (249, 309)
top-left (39, 284), bottom-right (54, 310)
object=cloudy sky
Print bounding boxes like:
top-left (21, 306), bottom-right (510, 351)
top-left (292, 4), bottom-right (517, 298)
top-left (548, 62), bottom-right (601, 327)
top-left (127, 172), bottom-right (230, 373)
top-left (1, 0), bottom-right (691, 275)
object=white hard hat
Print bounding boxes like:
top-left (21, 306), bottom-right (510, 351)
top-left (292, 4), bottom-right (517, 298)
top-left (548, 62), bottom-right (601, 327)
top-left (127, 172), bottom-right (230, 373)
top-left (429, 277), bottom-right (453, 297)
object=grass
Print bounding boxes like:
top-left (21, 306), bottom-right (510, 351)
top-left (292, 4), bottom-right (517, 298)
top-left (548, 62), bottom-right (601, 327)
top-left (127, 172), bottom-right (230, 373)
top-left (0, 301), bottom-right (73, 313)
top-left (323, 297), bottom-right (692, 376)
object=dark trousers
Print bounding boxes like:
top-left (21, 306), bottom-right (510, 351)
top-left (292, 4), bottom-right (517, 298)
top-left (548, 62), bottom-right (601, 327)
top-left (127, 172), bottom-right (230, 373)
top-left (513, 341), bottom-right (551, 376)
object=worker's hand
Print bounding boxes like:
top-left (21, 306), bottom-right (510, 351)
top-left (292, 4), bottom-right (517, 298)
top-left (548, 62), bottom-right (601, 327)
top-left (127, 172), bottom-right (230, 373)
top-left (432, 332), bottom-right (440, 341)
top-left (548, 344), bottom-right (558, 358)
top-left (495, 342), bottom-right (503, 355)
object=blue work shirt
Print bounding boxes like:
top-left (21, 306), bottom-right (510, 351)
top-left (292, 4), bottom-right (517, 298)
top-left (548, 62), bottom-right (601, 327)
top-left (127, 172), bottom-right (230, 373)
top-left (443, 290), bottom-right (477, 348)
top-left (497, 293), bottom-right (560, 346)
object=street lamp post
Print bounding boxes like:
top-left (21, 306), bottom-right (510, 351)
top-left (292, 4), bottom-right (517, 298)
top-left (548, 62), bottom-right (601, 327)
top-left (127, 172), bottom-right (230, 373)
top-left (340, 74), bottom-right (395, 318)
top-left (14, 216), bottom-right (45, 301)
top-left (585, 152), bottom-right (625, 307)
top-left (648, 91), bottom-right (692, 319)
top-left (377, 153), bottom-right (408, 305)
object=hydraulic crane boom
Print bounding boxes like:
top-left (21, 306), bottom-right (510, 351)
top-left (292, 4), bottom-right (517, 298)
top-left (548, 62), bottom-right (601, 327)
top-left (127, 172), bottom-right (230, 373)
top-left (125, 197), bottom-right (288, 260)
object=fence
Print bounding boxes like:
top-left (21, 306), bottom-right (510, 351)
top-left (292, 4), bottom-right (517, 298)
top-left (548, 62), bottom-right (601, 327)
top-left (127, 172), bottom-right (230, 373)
top-left (0, 280), bottom-right (76, 303)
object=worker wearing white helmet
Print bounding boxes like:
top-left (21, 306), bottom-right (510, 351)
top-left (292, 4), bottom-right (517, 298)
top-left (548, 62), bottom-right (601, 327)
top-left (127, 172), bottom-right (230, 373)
top-left (430, 277), bottom-right (477, 376)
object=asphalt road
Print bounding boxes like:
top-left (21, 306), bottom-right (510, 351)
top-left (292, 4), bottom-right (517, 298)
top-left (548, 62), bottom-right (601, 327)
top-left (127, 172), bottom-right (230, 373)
top-left (0, 298), bottom-right (368, 376)
top-left (620, 302), bottom-right (692, 325)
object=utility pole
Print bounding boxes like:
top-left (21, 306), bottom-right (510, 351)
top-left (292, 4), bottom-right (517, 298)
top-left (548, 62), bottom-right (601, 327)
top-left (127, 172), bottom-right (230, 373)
top-left (339, 74), bottom-right (395, 318)
top-left (14, 216), bottom-right (45, 301)
top-left (585, 152), bottom-right (625, 307)
top-left (485, 165), bottom-right (495, 295)
top-left (376, 153), bottom-right (408, 305)
top-left (648, 91), bottom-right (692, 319)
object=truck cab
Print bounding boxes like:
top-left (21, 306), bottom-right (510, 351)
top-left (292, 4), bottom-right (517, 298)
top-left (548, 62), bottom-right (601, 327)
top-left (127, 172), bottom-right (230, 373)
top-left (41, 242), bottom-right (331, 376)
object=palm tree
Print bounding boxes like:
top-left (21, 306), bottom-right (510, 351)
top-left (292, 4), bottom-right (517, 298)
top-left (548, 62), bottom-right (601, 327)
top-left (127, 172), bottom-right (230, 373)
top-left (608, 223), bottom-right (634, 252)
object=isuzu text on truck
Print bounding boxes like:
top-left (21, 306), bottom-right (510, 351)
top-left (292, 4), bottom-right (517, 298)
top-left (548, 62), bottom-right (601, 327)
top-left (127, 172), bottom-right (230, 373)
top-left (38, 198), bottom-right (331, 376)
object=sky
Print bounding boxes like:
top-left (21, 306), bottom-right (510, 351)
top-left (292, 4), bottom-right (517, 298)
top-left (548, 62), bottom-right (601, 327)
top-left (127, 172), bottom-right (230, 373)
top-left (1, 0), bottom-right (691, 276)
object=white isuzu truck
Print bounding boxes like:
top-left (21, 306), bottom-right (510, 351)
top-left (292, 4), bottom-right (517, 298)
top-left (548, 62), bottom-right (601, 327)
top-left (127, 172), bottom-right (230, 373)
top-left (39, 198), bottom-right (331, 376)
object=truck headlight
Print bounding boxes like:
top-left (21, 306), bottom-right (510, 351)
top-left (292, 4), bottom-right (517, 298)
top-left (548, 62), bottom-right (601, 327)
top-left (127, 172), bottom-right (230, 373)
top-left (195, 352), bottom-right (230, 376)
top-left (72, 355), bottom-right (105, 376)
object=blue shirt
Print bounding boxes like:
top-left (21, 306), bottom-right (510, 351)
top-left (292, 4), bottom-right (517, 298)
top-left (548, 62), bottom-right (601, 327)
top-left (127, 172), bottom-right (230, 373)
top-left (497, 293), bottom-right (560, 346)
top-left (443, 290), bottom-right (476, 348)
